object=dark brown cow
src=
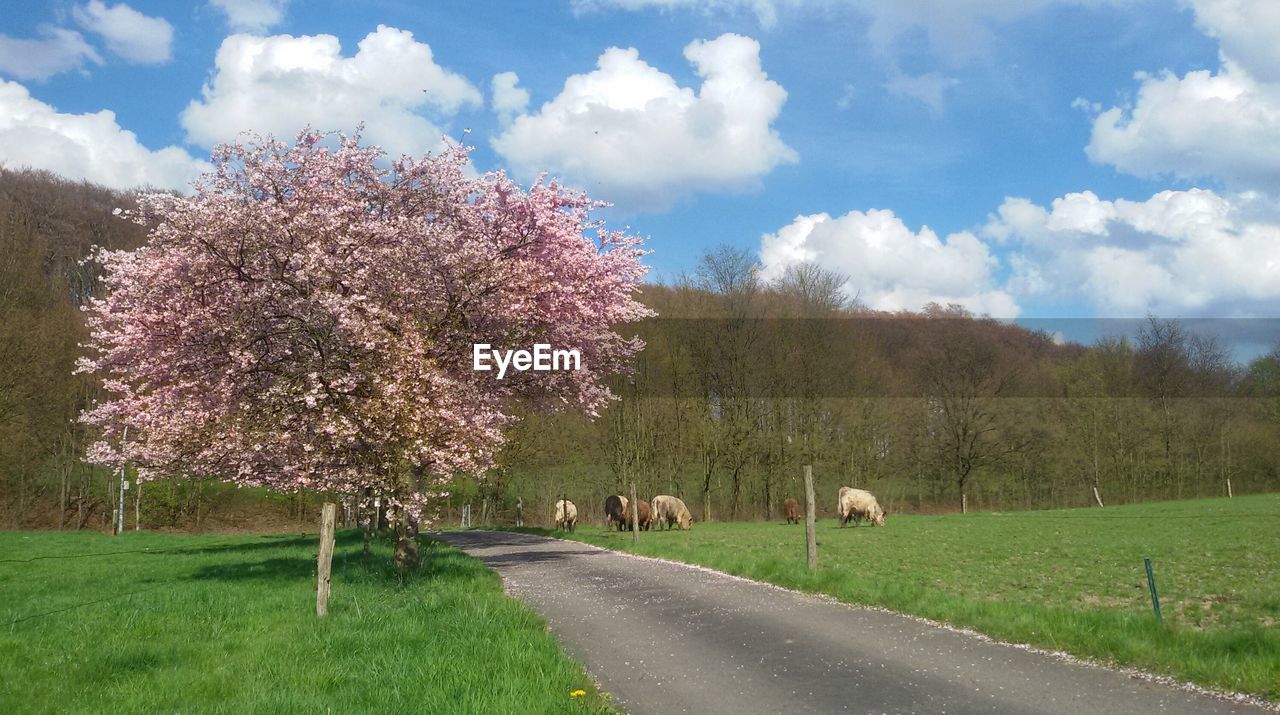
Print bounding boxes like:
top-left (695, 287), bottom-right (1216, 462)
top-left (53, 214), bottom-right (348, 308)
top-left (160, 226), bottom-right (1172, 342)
top-left (621, 498), bottom-right (652, 531)
top-left (783, 498), bottom-right (800, 525)
top-left (604, 494), bottom-right (629, 531)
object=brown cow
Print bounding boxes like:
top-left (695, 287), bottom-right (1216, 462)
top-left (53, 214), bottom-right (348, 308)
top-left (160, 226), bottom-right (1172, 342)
top-left (604, 494), bottom-right (629, 531)
top-left (783, 497), bottom-right (800, 525)
top-left (621, 498), bottom-right (652, 531)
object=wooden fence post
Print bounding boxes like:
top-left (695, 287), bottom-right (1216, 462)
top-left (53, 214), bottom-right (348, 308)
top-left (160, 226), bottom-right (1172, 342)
top-left (1227, 479), bottom-right (1233, 498)
top-left (804, 465), bottom-right (817, 571)
top-left (630, 482), bottom-right (639, 544)
top-left (317, 502), bottom-right (336, 618)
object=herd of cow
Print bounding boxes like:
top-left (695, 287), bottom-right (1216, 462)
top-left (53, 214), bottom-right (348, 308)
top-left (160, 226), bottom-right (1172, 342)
top-left (551, 486), bottom-right (886, 531)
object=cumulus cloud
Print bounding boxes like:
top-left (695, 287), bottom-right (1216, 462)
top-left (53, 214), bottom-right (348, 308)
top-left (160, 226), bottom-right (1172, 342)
top-left (985, 188), bottom-right (1280, 316)
top-left (0, 80), bottom-right (208, 191)
top-left (491, 71), bottom-right (529, 125)
top-left (1184, 0), bottom-right (1280, 83)
top-left (491, 33), bottom-right (795, 210)
top-left (208, 0), bottom-right (289, 34)
top-left (72, 0), bottom-right (173, 65)
top-left (1084, 0), bottom-right (1280, 191)
top-left (180, 26), bottom-right (482, 157)
top-left (1085, 62), bottom-right (1280, 190)
top-left (759, 209), bottom-right (1020, 317)
top-left (0, 27), bottom-right (101, 81)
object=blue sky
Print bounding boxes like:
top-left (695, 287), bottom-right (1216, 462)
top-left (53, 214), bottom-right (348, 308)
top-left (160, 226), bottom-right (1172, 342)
top-left (2, 0), bottom-right (1278, 325)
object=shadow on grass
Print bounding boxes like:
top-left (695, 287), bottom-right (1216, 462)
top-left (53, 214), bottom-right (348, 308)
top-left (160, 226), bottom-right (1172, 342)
top-left (184, 533), bottom-right (481, 587)
top-left (155, 534), bottom-right (319, 556)
top-left (188, 555), bottom-right (317, 583)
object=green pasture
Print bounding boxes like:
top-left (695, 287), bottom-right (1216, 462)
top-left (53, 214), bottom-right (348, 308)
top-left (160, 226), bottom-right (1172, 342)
top-left (0, 530), bottom-right (612, 714)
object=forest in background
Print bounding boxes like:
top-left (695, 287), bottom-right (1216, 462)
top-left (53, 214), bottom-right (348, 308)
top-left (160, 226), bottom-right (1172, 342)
top-left (2, 169), bottom-right (1278, 531)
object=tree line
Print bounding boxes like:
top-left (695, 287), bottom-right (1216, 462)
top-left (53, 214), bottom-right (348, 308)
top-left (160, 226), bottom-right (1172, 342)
top-left (1, 170), bottom-right (1277, 530)
top-left (480, 247), bottom-right (1280, 526)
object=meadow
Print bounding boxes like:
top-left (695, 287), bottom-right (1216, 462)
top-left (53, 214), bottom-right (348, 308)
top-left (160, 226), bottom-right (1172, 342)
top-left (548, 494), bottom-right (1280, 702)
top-left (0, 529), bottom-right (612, 714)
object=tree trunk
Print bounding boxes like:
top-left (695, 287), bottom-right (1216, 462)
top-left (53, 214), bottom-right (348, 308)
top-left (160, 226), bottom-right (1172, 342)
top-left (730, 465), bottom-right (742, 520)
top-left (362, 489), bottom-right (372, 557)
top-left (393, 507), bottom-right (419, 571)
top-left (58, 464), bottom-right (69, 531)
top-left (702, 458), bottom-right (713, 523)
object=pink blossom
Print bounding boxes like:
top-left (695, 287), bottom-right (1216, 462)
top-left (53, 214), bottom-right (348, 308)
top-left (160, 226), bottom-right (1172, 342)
top-left (79, 130), bottom-right (651, 522)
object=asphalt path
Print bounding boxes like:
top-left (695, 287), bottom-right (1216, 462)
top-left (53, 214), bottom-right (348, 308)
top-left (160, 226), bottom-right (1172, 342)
top-left (435, 530), bottom-right (1271, 715)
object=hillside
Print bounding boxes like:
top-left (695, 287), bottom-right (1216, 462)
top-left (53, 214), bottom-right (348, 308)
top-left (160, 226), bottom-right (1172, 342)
top-left (1, 170), bottom-right (1278, 532)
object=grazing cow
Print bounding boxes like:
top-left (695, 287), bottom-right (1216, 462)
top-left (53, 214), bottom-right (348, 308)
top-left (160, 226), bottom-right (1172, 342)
top-left (651, 495), bottom-right (693, 530)
top-left (621, 498), bottom-right (652, 531)
top-left (604, 495), bottom-right (629, 531)
top-left (783, 498), bottom-right (801, 525)
top-left (555, 499), bottom-right (578, 532)
top-left (838, 486), bottom-right (886, 527)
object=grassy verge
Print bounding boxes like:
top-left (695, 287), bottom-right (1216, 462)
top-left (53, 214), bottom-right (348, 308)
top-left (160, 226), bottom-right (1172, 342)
top-left (535, 493), bottom-right (1280, 702)
top-left (0, 529), bottom-right (613, 714)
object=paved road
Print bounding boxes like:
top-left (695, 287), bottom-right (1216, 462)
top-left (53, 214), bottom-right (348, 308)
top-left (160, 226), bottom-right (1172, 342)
top-left (436, 530), bottom-right (1270, 715)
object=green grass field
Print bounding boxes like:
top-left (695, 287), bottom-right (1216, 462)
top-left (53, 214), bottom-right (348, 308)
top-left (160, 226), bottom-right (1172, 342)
top-left (545, 494), bottom-right (1280, 702)
top-left (0, 529), bottom-right (613, 714)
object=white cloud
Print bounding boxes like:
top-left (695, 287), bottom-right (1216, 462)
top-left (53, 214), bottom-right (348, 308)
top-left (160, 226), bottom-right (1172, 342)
top-left (985, 188), bottom-right (1280, 316)
top-left (209, 0), bottom-right (289, 34)
top-left (180, 26), bottom-right (482, 157)
top-left (0, 27), bottom-right (101, 81)
top-left (1184, 0), bottom-right (1280, 83)
top-left (491, 33), bottom-right (795, 210)
top-left (884, 69), bottom-right (958, 116)
top-left (72, 1), bottom-right (173, 65)
top-left (0, 80), bottom-right (208, 191)
top-left (1085, 1), bottom-right (1280, 191)
top-left (1085, 62), bottom-right (1280, 190)
top-left (759, 208), bottom-right (1019, 317)
top-left (491, 71), bottom-right (529, 125)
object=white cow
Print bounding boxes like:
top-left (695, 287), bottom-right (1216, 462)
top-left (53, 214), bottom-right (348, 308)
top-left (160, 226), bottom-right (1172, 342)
top-left (555, 499), bottom-right (578, 532)
top-left (651, 495), bottom-right (693, 530)
top-left (838, 487), bottom-right (886, 527)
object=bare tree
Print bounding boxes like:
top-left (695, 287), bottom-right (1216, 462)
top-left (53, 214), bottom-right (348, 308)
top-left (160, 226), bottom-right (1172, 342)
top-left (917, 319), bottom-right (1027, 509)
